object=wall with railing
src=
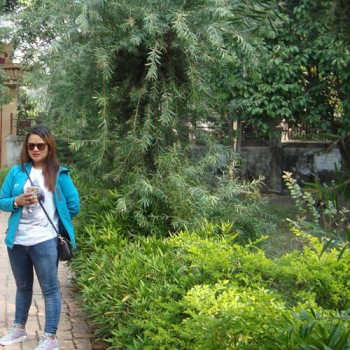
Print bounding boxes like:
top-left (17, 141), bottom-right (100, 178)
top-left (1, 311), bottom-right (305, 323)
top-left (11, 117), bottom-right (35, 136)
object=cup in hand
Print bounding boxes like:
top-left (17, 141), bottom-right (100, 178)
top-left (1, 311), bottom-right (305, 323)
top-left (27, 186), bottom-right (38, 200)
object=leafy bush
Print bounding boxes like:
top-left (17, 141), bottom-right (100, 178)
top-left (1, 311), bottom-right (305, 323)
top-left (283, 170), bottom-right (350, 260)
top-left (70, 219), bottom-right (350, 349)
top-left (281, 309), bottom-right (350, 350)
top-left (267, 231), bottom-right (350, 310)
top-left (70, 225), bottom-right (185, 346)
top-left (90, 145), bottom-right (274, 241)
top-left (71, 145), bottom-right (274, 245)
top-left (0, 167), bottom-right (10, 186)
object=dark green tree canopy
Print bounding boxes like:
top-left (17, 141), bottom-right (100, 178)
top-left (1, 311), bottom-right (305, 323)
top-left (1, 0), bottom-right (279, 180)
top-left (2, 0), bottom-right (348, 175)
top-left (230, 0), bottom-right (350, 139)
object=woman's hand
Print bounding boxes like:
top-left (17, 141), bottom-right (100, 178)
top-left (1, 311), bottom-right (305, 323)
top-left (15, 193), bottom-right (38, 207)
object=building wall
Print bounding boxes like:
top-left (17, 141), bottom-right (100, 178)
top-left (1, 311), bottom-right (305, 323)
top-left (240, 140), bottom-right (342, 193)
top-left (0, 96), bottom-right (17, 167)
top-left (6, 134), bottom-right (24, 167)
top-left (1, 45), bottom-right (20, 168)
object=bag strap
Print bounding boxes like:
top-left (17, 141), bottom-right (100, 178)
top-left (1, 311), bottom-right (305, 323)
top-left (24, 167), bottom-right (60, 237)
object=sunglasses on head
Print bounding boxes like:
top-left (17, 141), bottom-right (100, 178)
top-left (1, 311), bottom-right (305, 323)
top-left (28, 143), bottom-right (47, 151)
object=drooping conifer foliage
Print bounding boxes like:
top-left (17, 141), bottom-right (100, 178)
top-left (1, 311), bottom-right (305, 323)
top-left (2, 0), bottom-right (278, 178)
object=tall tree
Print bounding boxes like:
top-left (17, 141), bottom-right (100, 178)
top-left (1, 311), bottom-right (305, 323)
top-left (229, 1), bottom-right (350, 157)
top-left (0, 0), bottom-right (17, 12)
top-left (1, 0), bottom-right (278, 180)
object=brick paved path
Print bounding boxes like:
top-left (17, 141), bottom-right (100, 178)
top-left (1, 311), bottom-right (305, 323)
top-left (0, 212), bottom-right (108, 350)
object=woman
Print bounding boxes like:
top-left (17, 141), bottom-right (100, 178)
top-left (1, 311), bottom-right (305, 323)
top-left (0, 124), bottom-right (80, 350)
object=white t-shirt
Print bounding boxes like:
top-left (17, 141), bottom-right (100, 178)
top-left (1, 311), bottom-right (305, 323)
top-left (15, 168), bottom-right (58, 246)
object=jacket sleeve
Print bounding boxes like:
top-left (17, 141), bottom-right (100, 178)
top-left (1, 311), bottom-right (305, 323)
top-left (58, 171), bottom-right (80, 218)
top-left (0, 167), bottom-right (20, 212)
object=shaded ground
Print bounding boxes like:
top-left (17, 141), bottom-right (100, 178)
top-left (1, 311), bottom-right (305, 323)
top-left (261, 193), bottom-right (301, 257)
top-left (262, 192), bottom-right (350, 257)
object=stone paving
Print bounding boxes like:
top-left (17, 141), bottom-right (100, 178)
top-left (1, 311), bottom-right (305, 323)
top-left (0, 212), bottom-right (108, 350)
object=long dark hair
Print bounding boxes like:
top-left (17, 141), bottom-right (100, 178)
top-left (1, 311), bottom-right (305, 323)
top-left (20, 124), bottom-right (60, 192)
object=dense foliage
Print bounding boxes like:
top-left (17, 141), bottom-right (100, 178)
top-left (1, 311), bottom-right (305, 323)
top-left (1, 0), bottom-right (280, 173)
top-left (68, 170), bottom-right (350, 349)
top-left (230, 1), bottom-right (350, 143)
top-left (1, 0), bottom-right (285, 236)
top-left (71, 202), bottom-right (350, 349)
top-left (1, 1), bottom-right (350, 348)
top-left (1, 1), bottom-right (349, 162)
top-left (76, 149), bottom-right (272, 239)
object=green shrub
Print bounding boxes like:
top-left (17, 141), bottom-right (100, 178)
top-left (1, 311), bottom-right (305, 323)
top-left (266, 231), bottom-right (350, 310)
top-left (112, 145), bottom-right (273, 240)
top-left (283, 170), bottom-right (350, 239)
top-left (280, 309), bottom-right (350, 350)
top-left (0, 167), bottom-right (10, 186)
top-left (161, 282), bottom-right (287, 350)
top-left (70, 223), bottom-right (185, 344)
top-left (70, 220), bottom-right (350, 349)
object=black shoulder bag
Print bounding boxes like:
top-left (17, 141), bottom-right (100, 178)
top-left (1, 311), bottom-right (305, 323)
top-left (25, 169), bottom-right (73, 261)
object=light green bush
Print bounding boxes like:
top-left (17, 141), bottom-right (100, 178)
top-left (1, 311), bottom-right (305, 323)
top-left (0, 167), bottom-right (10, 187)
top-left (71, 220), bottom-right (350, 349)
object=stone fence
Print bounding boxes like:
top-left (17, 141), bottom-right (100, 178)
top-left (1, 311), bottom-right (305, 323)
top-left (6, 134), bottom-right (23, 167)
top-left (5, 136), bottom-right (341, 195)
top-left (240, 139), bottom-right (342, 193)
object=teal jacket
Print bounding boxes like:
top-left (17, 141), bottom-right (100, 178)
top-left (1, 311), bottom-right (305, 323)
top-left (0, 163), bottom-right (80, 249)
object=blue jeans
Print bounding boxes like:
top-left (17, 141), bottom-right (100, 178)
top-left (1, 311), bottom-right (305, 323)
top-left (7, 237), bottom-right (61, 336)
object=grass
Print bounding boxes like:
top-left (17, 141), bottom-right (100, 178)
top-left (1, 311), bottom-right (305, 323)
top-left (261, 194), bottom-right (302, 257)
top-left (262, 191), bottom-right (350, 259)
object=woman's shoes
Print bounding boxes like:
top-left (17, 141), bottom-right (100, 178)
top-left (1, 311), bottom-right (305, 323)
top-left (0, 324), bottom-right (27, 345)
top-left (34, 334), bottom-right (59, 350)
